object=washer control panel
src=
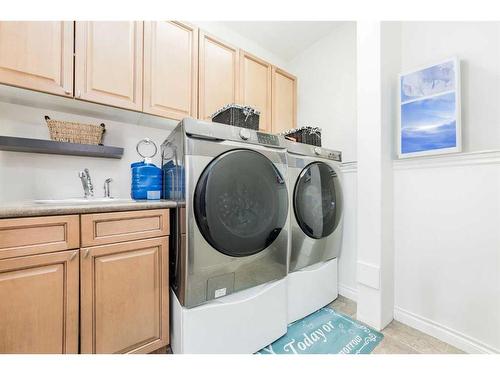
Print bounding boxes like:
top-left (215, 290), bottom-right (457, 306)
top-left (326, 150), bottom-right (342, 161)
top-left (256, 132), bottom-right (280, 146)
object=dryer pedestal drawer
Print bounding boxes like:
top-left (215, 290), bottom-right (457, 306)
top-left (287, 258), bottom-right (338, 324)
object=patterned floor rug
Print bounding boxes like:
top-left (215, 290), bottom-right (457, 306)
top-left (258, 307), bottom-right (383, 354)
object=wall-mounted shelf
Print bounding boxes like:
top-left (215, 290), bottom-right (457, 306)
top-left (0, 136), bottom-right (124, 159)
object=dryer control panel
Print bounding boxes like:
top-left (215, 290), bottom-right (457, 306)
top-left (257, 132), bottom-right (280, 146)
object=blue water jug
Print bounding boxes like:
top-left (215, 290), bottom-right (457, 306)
top-left (131, 139), bottom-right (162, 200)
top-left (162, 160), bottom-right (185, 200)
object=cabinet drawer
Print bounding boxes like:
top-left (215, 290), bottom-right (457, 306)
top-left (0, 215), bottom-right (80, 260)
top-left (81, 209), bottom-right (169, 247)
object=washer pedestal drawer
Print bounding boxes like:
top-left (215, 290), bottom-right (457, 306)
top-left (171, 277), bottom-right (287, 354)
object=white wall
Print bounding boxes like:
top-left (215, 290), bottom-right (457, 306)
top-left (391, 22), bottom-right (500, 353)
top-left (287, 22), bottom-right (357, 162)
top-left (0, 101), bottom-right (170, 202)
top-left (393, 155), bottom-right (500, 353)
top-left (401, 22), bottom-right (500, 152)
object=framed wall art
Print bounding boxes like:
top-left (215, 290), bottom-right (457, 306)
top-left (398, 57), bottom-right (461, 158)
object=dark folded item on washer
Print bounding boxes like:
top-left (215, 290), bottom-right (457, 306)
top-left (281, 126), bottom-right (322, 146)
top-left (211, 104), bottom-right (260, 130)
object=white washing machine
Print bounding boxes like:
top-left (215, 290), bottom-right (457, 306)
top-left (161, 118), bottom-right (290, 353)
top-left (285, 141), bottom-right (344, 324)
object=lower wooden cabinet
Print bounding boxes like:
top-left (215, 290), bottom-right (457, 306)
top-left (0, 209), bottom-right (170, 354)
top-left (80, 237), bottom-right (169, 354)
top-left (0, 250), bottom-right (79, 354)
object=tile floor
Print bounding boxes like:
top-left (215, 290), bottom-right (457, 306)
top-left (329, 295), bottom-right (465, 354)
top-left (155, 294), bottom-right (465, 354)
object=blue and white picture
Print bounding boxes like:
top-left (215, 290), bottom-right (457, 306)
top-left (399, 58), bottom-right (461, 157)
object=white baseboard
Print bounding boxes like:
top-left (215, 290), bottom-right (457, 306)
top-left (394, 306), bottom-right (499, 354)
top-left (338, 283), bottom-right (358, 302)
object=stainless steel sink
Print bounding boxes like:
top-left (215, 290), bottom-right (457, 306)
top-left (33, 197), bottom-right (134, 205)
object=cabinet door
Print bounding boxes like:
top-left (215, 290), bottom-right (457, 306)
top-left (0, 250), bottom-right (79, 354)
top-left (240, 51), bottom-right (272, 132)
top-left (272, 67), bottom-right (297, 134)
top-left (198, 31), bottom-right (239, 121)
top-left (0, 21), bottom-right (73, 96)
top-left (80, 237), bottom-right (169, 354)
top-left (75, 21), bottom-right (143, 111)
top-left (143, 21), bottom-right (198, 120)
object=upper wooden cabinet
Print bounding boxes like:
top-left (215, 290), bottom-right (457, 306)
top-left (0, 21), bottom-right (73, 96)
top-left (239, 51), bottom-right (272, 132)
top-left (75, 21), bottom-right (143, 111)
top-left (198, 31), bottom-right (240, 121)
top-left (0, 21), bottom-right (298, 130)
top-left (143, 21), bottom-right (198, 120)
top-left (272, 67), bottom-right (297, 133)
top-left (0, 250), bottom-right (79, 354)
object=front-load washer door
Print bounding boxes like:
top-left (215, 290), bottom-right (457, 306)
top-left (293, 162), bottom-right (343, 239)
top-left (194, 149), bottom-right (289, 257)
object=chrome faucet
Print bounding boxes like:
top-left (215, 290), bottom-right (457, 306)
top-left (78, 168), bottom-right (94, 198)
top-left (103, 178), bottom-right (113, 198)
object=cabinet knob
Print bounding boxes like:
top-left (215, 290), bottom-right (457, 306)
top-left (84, 249), bottom-right (90, 258)
top-left (70, 251), bottom-right (78, 261)
top-left (64, 90), bottom-right (72, 95)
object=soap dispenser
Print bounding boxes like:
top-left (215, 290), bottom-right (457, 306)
top-left (131, 138), bottom-right (162, 200)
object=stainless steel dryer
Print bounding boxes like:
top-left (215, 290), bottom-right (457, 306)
top-left (286, 141), bottom-right (343, 323)
top-left (286, 142), bottom-right (343, 272)
top-left (162, 118), bottom-right (290, 308)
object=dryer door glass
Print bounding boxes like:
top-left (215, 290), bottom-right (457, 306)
top-left (194, 149), bottom-right (288, 257)
top-left (294, 162), bottom-right (342, 239)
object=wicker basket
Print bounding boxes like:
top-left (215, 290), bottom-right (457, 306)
top-left (44, 116), bottom-right (106, 145)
